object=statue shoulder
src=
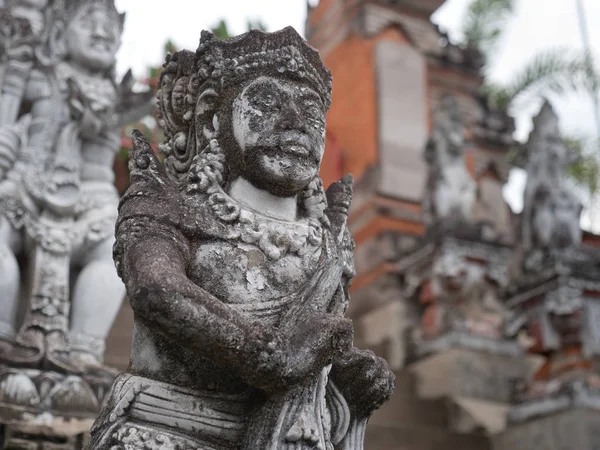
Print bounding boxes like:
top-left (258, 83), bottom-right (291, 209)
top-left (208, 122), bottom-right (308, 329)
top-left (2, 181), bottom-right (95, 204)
top-left (114, 131), bottom-right (189, 276)
top-left (325, 175), bottom-right (356, 284)
top-left (23, 67), bottom-right (53, 101)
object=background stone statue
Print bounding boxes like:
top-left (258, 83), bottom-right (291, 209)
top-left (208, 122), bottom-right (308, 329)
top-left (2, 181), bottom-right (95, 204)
top-left (422, 95), bottom-right (476, 225)
top-left (521, 100), bottom-right (582, 267)
top-left (89, 27), bottom-right (395, 450)
top-left (0, 0), bottom-right (152, 392)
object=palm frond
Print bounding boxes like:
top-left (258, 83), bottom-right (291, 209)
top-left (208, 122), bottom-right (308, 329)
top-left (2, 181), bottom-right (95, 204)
top-left (211, 19), bottom-right (231, 40)
top-left (483, 49), bottom-right (600, 110)
top-left (461, 0), bottom-right (514, 53)
top-left (247, 19), bottom-right (267, 32)
top-left (564, 136), bottom-right (600, 194)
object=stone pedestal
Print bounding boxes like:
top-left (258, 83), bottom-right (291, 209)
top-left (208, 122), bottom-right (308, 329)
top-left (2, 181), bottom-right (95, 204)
top-left (0, 366), bottom-right (112, 449)
top-left (394, 222), bottom-right (539, 438)
top-left (495, 407), bottom-right (600, 450)
top-left (409, 347), bottom-right (537, 434)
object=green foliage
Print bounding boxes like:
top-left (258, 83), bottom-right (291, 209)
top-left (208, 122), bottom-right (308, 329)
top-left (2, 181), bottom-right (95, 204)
top-left (117, 146), bottom-right (130, 162)
top-left (147, 40), bottom-right (179, 81)
top-left (247, 19), bottom-right (267, 32)
top-left (211, 18), bottom-right (268, 40)
top-left (564, 136), bottom-right (600, 195)
top-left (211, 19), bottom-right (231, 40)
top-left (461, 0), bottom-right (514, 53)
top-left (164, 40), bottom-right (177, 54)
top-left (459, 0), bottom-right (600, 193)
top-left (483, 49), bottom-right (600, 110)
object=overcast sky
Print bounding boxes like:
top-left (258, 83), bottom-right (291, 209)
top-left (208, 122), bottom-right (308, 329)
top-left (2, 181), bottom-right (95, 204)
top-left (114, 0), bottom-right (600, 221)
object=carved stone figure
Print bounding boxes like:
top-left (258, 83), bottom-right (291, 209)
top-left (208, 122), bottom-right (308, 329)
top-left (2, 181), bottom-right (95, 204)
top-left (470, 163), bottom-right (513, 241)
top-left (422, 95), bottom-right (476, 225)
top-left (89, 27), bottom-right (395, 450)
top-left (0, 0), bottom-right (152, 439)
top-left (499, 102), bottom-right (600, 432)
top-left (401, 237), bottom-right (514, 361)
top-left (521, 101), bottom-right (582, 265)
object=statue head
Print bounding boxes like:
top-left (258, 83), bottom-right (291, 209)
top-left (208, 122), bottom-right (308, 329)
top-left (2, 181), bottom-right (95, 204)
top-left (45, 0), bottom-right (124, 71)
top-left (426, 95), bottom-right (464, 164)
top-left (157, 27), bottom-right (332, 199)
top-left (527, 100), bottom-right (577, 174)
top-left (439, 96), bottom-right (464, 154)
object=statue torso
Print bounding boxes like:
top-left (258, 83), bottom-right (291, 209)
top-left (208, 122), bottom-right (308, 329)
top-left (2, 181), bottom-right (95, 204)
top-left (8, 64), bottom-right (121, 217)
top-left (129, 196), bottom-right (326, 393)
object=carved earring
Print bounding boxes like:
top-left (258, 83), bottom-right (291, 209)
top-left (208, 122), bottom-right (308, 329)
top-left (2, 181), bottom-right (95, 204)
top-left (48, 24), bottom-right (67, 63)
top-left (203, 114), bottom-right (220, 141)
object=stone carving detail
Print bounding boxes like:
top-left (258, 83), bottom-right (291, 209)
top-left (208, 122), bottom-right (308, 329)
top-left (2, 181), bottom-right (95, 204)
top-left (521, 101), bottom-right (583, 270)
top-left (401, 236), bottom-right (515, 360)
top-left (422, 95), bottom-right (476, 225)
top-left (500, 102), bottom-right (600, 429)
top-left (0, 0), bottom-right (152, 444)
top-left (89, 27), bottom-right (395, 449)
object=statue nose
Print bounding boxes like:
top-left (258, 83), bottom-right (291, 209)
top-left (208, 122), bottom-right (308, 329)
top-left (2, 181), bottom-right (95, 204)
top-left (279, 104), bottom-right (302, 130)
top-left (92, 24), bottom-right (109, 40)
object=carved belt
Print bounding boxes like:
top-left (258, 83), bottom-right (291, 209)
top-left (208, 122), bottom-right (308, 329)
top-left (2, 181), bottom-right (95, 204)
top-left (101, 373), bottom-right (251, 448)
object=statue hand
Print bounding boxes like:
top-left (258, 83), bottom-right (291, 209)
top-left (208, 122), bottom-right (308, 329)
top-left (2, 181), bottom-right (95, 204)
top-left (254, 313), bottom-right (353, 393)
top-left (109, 69), bottom-right (155, 129)
top-left (0, 119), bottom-right (27, 179)
top-left (331, 348), bottom-right (395, 417)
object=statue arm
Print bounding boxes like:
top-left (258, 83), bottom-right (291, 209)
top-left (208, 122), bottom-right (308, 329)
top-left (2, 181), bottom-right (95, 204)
top-left (118, 131), bottom-right (353, 393)
top-left (323, 176), bottom-right (394, 417)
top-left (120, 219), bottom-right (353, 393)
top-left (119, 228), bottom-right (288, 391)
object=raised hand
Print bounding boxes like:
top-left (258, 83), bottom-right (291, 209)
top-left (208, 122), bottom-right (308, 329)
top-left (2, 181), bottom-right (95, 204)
top-left (331, 348), bottom-right (396, 418)
top-left (109, 69), bottom-right (155, 129)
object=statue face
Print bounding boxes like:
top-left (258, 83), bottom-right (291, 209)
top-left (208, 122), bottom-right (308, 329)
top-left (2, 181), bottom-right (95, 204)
top-left (232, 76), bottom-right (326, 196)
top-left (64, 5), bottom-right (121, 71)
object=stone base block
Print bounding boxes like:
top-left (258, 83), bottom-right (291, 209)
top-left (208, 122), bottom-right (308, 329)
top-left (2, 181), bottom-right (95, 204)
top-left (0, 365), bottom-right (114, 449)
top-left (1, 425), bottom-right (90, 450)
top-left (409, 347), bottom-right (538, 403)
top-left (408, 347), bottom-right (541, 434)
top-left (494, 408), bottom-right (600, 450)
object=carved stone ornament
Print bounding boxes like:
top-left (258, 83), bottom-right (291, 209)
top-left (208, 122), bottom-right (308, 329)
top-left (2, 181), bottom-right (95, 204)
top-left (520, 100), bottom-right (583, 272)
top-left (422, 95), bottom-right (476, 226)
top-left (89, 27), bottom-right (395, 450)
top-left (0, 0), bottom-right (152, 445)
top-left (400, 233), bottom-right (516, 360)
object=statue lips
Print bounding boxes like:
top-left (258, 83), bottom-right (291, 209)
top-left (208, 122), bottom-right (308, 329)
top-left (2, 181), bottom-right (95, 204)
top-left (252, 142), bottom-right (317, 165)
top-left (259, 132), bottom-right (319, 163)
top-left (90, 41), bottom-right (111, 51)
top-left (282, 143), bottom-right (309, 157)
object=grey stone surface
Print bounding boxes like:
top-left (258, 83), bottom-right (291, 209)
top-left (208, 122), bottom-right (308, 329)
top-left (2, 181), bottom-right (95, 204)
top-left (400, 232), bottom-right (514, 360)
top-left (520, 100), bottom-right (583, 271)
top-left (494, 408), bottom-right (600, 450)
top-left (422, 95), bottom-right (476, 225)
top-left (89, 27), bottom-right (395, 449)
top-left (375, 39), bottom-right (428, 202)
top-left (0, 0), bottom-right (152, 446)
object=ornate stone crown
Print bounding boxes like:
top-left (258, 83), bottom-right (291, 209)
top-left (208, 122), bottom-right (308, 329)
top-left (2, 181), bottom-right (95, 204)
top-left (194, 26), bottom-right (332, 108)
top-left (56, 0), bottom-right (125, 27)
top-left (157, 26), bottom-right (332, 184)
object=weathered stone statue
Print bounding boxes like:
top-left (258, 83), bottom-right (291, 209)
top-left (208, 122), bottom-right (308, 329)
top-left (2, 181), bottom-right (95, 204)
top-left (0, 0), bottom-right (151, 445)
top-left (89, 27), bottom-right (395, 449)
top-left (521, 100), bottom-right (582, 267)
top-left (496, 103), bottom-right (600, 450)
top-left (422, 95), bottom-right (476, 225)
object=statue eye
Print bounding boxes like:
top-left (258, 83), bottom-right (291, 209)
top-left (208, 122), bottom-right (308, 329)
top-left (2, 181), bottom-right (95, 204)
top-left (304, 101), bottom-right (323, 120)
top-left (262, 94), bottom-right (276, 108)
top-left (251, 92), bottom-right (279, 111)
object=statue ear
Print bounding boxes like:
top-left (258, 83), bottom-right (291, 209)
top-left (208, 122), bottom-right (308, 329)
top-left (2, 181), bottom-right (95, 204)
top-left (195, 88), bottom-right (220, 140)
top-left (48, 22), bottom-right (67, 61)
